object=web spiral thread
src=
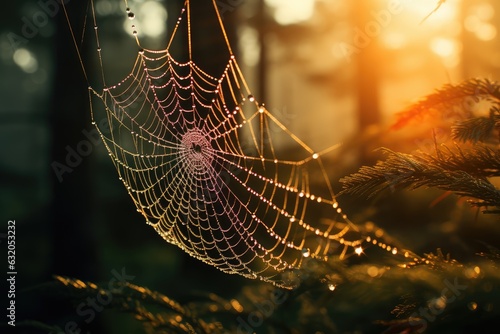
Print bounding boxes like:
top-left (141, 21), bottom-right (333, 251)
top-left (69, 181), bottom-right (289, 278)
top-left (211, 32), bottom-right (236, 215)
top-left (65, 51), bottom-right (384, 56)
top-left (77, 0), bottom-right (399, 288)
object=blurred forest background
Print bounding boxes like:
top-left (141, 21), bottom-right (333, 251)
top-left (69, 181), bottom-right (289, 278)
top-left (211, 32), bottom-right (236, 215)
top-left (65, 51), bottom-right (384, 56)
top-left (1, 0), bottom-right (500, 333)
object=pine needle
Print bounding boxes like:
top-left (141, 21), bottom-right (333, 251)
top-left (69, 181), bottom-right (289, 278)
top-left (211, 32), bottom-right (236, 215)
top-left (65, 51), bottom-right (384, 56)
top-left (419, 0), bottom-right (446, 25)
top-left (340, 147), bottom-right (500, 210)
top-left (452, 107), bottom-right (500, 143)
top-left (392, 78), bottom-right (500, 130)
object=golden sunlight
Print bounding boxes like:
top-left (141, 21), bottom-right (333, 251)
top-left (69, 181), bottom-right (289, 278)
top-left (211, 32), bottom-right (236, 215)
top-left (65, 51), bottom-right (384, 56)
top-left (376, 0), bottom-right (464, 120)
top-left (264, 0), bottom-right (315, 25)
top-left (401, 0), bottom-right (460, 24)
top-left (430, 37), bottom-right (461, 67)
top-left (464, 2), bottom-right (497, 41)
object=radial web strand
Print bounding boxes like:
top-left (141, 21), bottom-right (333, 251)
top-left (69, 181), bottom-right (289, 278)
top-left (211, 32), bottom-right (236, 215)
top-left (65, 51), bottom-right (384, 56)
top-left (66, 0), bottom-right (400, 288)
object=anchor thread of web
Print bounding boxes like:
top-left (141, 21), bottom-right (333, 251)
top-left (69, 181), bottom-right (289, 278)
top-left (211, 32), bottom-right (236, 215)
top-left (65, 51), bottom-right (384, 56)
top-left (66, 0), bottom-right (402, 288)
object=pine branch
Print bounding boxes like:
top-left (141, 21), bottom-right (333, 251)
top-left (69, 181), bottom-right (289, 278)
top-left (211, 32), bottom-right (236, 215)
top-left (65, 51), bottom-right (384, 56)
top-left (11, 247), bottom-right (500, 334)
top-left (431, 144), bottom-right (500, 177)
top-left (377, 250), bottom-right (500, 334)
top-left (452, 107), bottom-right (500, 143)
top-left (452, 117), bottom-right (496, 142)
top-left (53, 276), bottom-right (221, 334)
top-left (339, 148), bottom-right (500, 209)
top-left (392, 78), bottom-right (500, 130)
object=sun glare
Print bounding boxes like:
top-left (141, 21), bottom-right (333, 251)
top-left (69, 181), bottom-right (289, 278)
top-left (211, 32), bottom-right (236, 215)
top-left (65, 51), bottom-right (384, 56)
top-left (465, 2), bottom-right (497, 41)
top-left (123, 1), bottom-right (167, 38)
top-left (405, 0), bottom-right (460, 23)
top-left (265, 0), bottom-right (315, 25)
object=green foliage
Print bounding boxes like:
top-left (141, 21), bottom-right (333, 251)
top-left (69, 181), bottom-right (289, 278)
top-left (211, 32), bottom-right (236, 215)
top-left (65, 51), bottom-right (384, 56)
top-left (452, 107), bottom-right (500, 143)
top-left (340, 146), bottom-right (500, 211)
top-left (6, 248), bottom-right (500, 333)
top-left (7, 78), bottom-right (500, 334)
top-left (342, 78), bottom-right (500, 214)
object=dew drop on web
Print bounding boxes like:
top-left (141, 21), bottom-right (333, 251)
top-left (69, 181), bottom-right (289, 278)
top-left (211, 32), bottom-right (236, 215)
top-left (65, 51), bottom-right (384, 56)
top-left (81, 0), bottom-right (404, 290)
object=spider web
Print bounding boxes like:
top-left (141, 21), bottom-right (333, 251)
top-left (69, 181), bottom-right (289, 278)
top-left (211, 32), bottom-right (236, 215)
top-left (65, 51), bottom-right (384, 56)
top-left (65, 0), bottom-right (399, 288)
